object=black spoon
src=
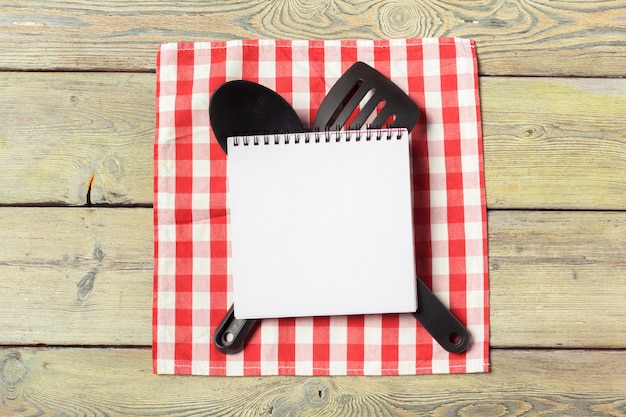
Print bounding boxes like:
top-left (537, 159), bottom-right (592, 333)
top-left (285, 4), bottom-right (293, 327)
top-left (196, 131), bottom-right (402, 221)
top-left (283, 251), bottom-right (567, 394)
top-left (209, 80), bottom-right (305, 354)
top-left (209, 80), bottom-right (305, 154)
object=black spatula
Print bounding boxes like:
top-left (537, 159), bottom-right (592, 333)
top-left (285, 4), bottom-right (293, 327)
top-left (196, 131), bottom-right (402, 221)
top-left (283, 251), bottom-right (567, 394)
top-left (313, 62), bottom-right (469, 354)
top-left (313, 62), bottom-right (420, 131)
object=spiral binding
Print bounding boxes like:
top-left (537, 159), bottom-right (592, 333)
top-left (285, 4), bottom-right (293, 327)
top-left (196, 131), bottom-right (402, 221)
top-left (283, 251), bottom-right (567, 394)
top-left (231, 128), bottom-right (406, 147)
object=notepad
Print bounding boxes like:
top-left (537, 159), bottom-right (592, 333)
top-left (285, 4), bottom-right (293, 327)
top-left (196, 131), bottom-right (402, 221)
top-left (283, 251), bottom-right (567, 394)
top-left (227, 128), bottom-right (417, 319)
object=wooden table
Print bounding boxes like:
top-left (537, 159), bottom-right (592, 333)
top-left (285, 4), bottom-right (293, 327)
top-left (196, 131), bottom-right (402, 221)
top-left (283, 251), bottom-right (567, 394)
top-left (1, 1), bottom-right (625, 415)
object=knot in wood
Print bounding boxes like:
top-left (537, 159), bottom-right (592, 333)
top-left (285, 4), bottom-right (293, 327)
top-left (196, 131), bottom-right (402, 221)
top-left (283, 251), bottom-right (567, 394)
top-left (378, 3), bottom-right (424, 38)
top-left (519, 124), bottom-right (545, 140)
top-left (0, 352), bottom-right (27, 389)
top-left (457, 401), bottom-right (529, 417)
top-left (303, 380), bottom-right (329, 407)
top-left (77, 270), bottom-right (97, 301)
top-left (93, 245), bottom-right (104, 262)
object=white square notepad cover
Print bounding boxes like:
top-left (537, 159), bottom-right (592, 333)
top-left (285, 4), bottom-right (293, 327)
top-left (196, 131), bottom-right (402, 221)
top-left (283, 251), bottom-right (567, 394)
top-left (227, 129), bottom-right (416, 319)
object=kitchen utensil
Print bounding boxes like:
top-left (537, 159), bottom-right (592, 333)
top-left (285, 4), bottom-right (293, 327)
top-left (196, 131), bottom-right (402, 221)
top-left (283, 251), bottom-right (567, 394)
top-left (313, 62), bottom-right (469, 353)
top-left (312, 61), bottom-right (420, 131)
top-left (414, 278), bottom-right (470, 353)
top-left (209, 80), bottom-right (305, 154)
top-left (210, 72), bottom-right (469, 354)
top-left (209, 80), bottom-right (305, 353)
top-left (213, 305), bottom-right (258, 354)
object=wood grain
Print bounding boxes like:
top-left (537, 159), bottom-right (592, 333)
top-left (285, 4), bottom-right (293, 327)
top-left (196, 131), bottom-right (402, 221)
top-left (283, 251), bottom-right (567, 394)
top-left (489, 210), bottom-right (626, 348)
top-left (0, 348), bottom-right (624, 416)
top-left (482, 76), bottom-right (626, 210)
top-left (0, 207), bottom-right (152, 346)
top-left (0, 1), bottom-right (625, 76)
top-left (1, 73), bottom-right (625, 209)
top-left (1, 207), bottom-right (624, 348)
top-left (0, 72), bottom-right (154, 206)
top-left (0, 0), bottom-right (622, 412)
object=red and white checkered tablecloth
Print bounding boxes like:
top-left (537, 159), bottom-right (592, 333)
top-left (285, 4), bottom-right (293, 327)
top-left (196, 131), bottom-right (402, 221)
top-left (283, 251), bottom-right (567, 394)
top-left (154, 38), bottom-right (489, 376)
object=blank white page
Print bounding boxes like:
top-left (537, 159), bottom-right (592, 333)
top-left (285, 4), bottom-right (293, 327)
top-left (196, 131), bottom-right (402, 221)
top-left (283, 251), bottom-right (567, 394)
top-left (227, 129), bottom-right (416, 319)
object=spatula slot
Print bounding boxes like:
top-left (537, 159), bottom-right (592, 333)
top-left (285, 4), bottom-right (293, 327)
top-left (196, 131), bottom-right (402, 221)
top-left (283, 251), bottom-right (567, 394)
top-left (346, 89), bottom-right (381, 130)
top-left (324, 79), bottom-right (364, 130)
top-left (379, 113), bottom-right (396, 129)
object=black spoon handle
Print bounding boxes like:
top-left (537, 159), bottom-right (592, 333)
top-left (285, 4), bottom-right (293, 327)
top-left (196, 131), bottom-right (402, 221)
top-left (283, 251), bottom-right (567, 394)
top-left (213, 305), bottom-right (260, 354)
top-left (413, 276), bottom-right (470, 354)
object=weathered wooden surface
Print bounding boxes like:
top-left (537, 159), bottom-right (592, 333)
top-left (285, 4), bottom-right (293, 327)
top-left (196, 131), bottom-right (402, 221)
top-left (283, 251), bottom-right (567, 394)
top-left (0, 0), bottom-right (624, 415)
top-left (1, 208), bottom-right (624, 349)
top-left (1, 73), bottom-right (625, 209)
top-left (482, 77), bottom-right (626, 210)
top-left (0, 348), bottom-right (624, 416)
top-left (0, 208), bottom-right (152, 346)
top-left (489, 210), bottom-right (626, 348)
top-left (0, 72), bottom-right (153, 206)
top-left (0, 0), bottom-right (625, 76)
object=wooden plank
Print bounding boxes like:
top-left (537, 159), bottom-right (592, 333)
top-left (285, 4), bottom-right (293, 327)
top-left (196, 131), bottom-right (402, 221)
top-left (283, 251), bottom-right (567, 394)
top-left (1, 73), bottom-right (625, 209)
top-left (1, 207), bottom-right (624, 348)
top-left (482, 77), bottom-right (626, 210)
top-left (0, 72), bottom-right (154, 206)
top-left (0, 208), bottom-right (152, 345)
top-left (0, 1), bottom-right (625, 76)
top-left (489, 210), bottom-right (626, 348)
top-left (0, 348), bottom-right (624, 416)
